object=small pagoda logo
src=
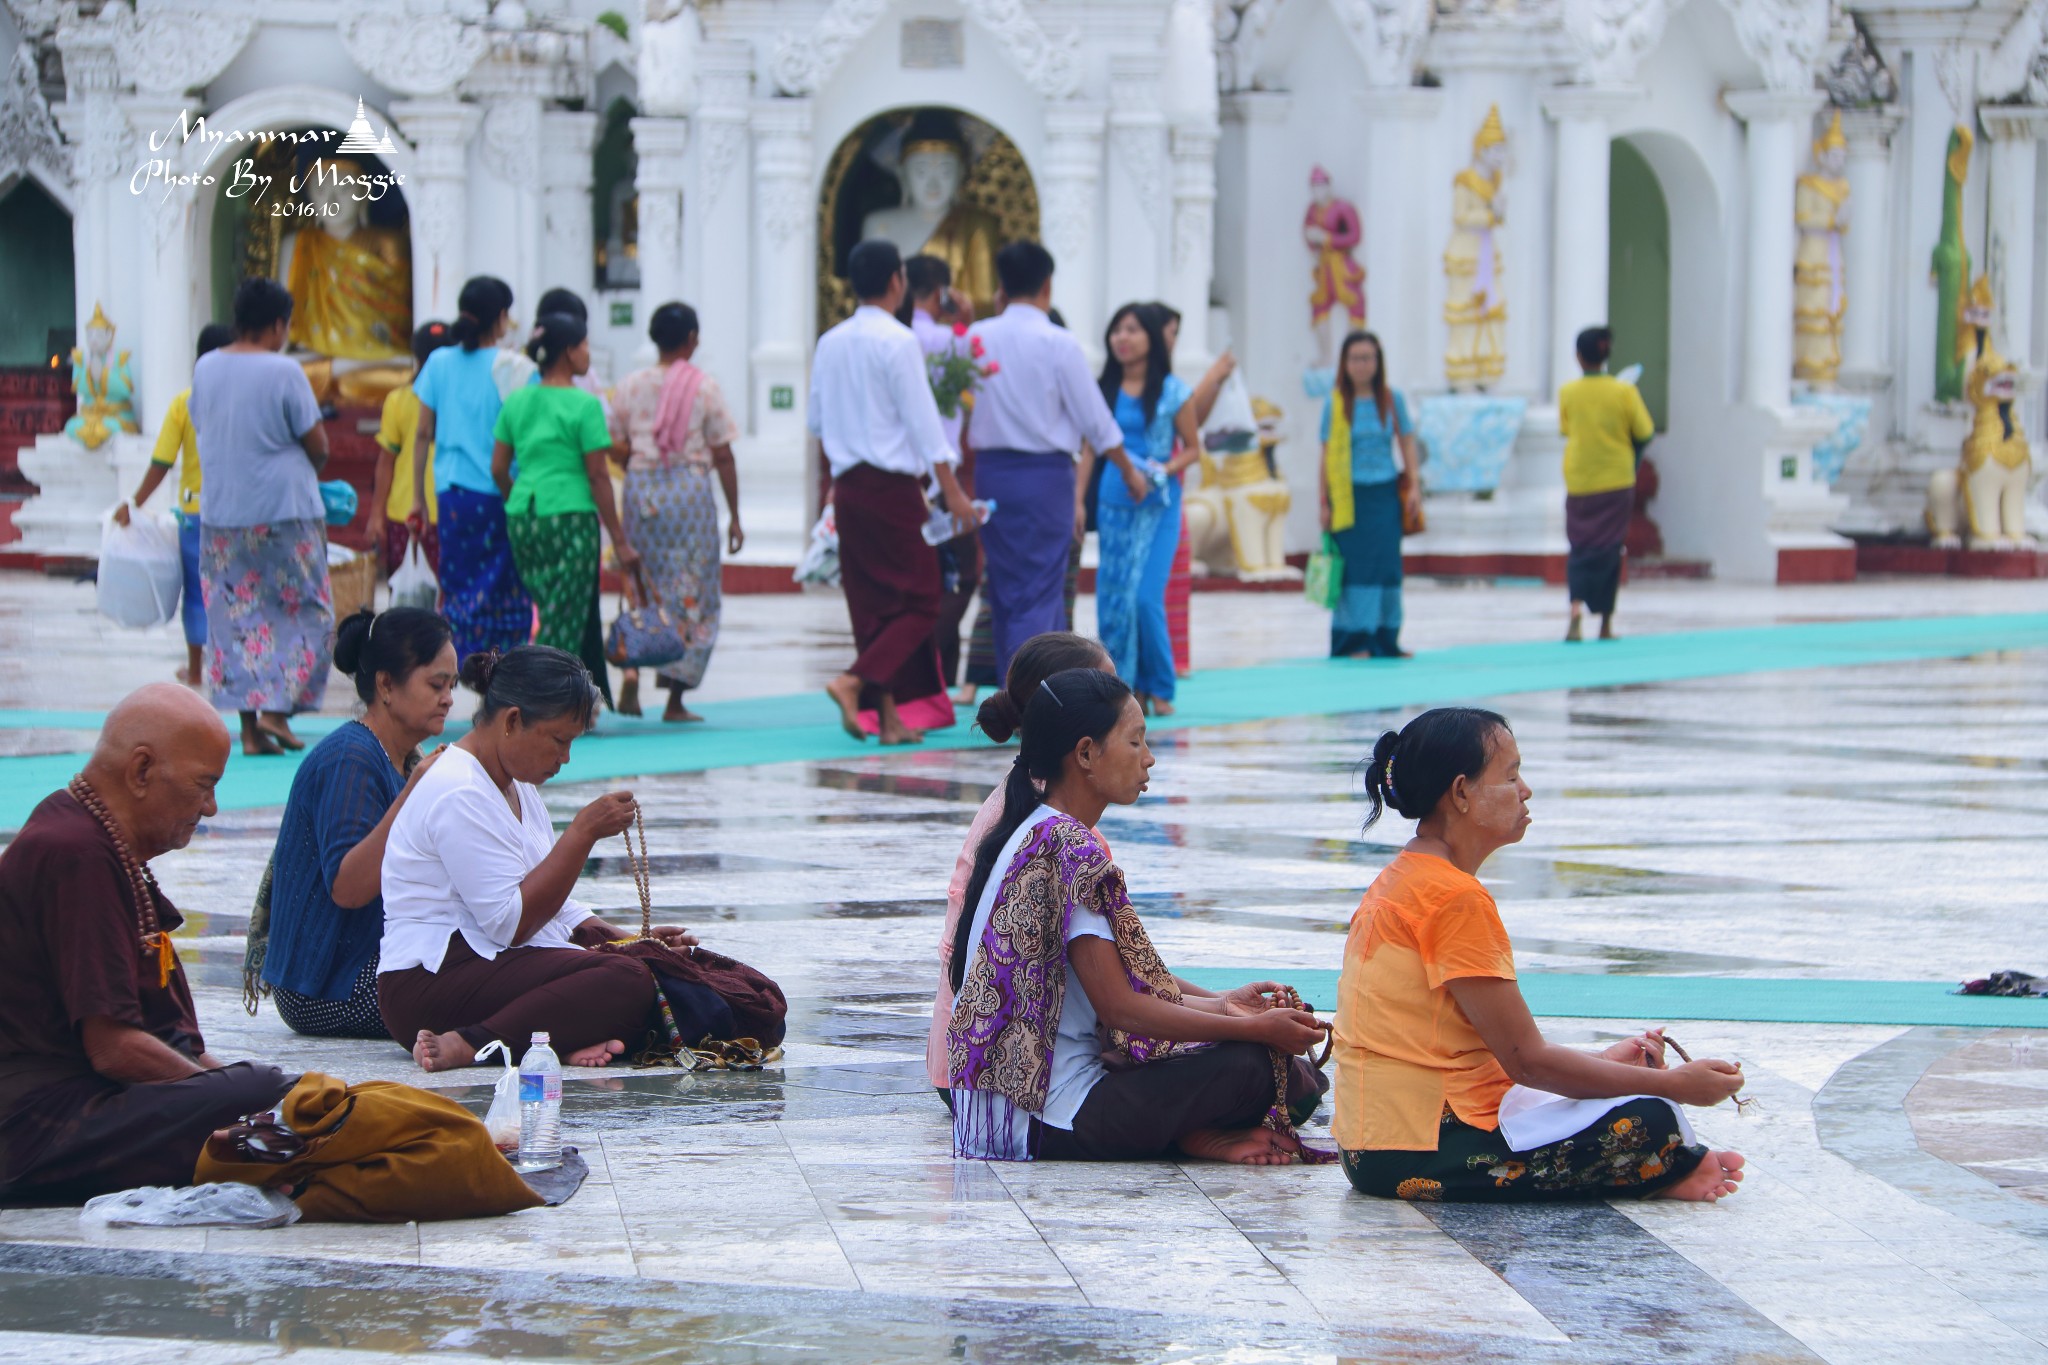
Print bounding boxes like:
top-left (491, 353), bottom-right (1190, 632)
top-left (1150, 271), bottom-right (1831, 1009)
top-left (335, 99), bottom-right (398, 156)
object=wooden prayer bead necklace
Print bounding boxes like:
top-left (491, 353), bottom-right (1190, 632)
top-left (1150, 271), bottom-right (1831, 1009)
top-left (67, 775), bottom-right (175, 988)
top-left (1263, 984), bottom-right (1336, 1067)
top-left (623, 801), bottom-right (653, 941)
top-left (1660, 1034), bottom-right (1761, 1116)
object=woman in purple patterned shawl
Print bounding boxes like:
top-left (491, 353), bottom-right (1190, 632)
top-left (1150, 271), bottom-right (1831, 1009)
top-left (946, 668), bottom-right (1331, 1164)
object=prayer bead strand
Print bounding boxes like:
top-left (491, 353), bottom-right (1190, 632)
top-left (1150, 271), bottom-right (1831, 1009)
top-left (66, 775), bottom-right (175, 987)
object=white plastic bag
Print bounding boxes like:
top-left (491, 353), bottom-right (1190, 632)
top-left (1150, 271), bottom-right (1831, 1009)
top-left (95, 509), bottom-right (183, 629)
top-left (475, 1040), bottom-right (522, 1154)
top-left (388, 539), bottom-right (439, 612)
top-left (794, 507), bottom-right (841, 588)
top-left (81, 1183), bottom-right (301, 1230)
top-left (1200, 370), bottom-right (1260, 458)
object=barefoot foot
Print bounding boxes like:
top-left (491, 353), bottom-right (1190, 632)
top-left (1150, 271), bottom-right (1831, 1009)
top-left (877, 721), bottom-right (926, 746)
top-left (616, 677), bottom-right (642, 718)
top-left (1656, 1149), bottom-right (1746, 1202)
top-left (824, 674), bottom-right (866, 741)
top-left (256, 716), bottom-right (305, 751)
top-left (662, 701), bottom-right (704, 724)
top-left (565, 1040), bottom-right (626, 1067)
top-left (241, 731), bottom-right (283, 757)
top-left (1177, 1126), bottom-right (1300, 1166)
top-left (413, 1029), bottom-right (477, 1073)
top-left (1566, 612), bottom-right (1585, 643)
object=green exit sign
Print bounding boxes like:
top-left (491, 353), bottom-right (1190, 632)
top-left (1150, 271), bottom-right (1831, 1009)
top-left (1779, 456), bottom-right (1798, 480)
top-left (769, 385), bottom-right (795, 411)
top-left (609, 301), bottom-right (633, 327)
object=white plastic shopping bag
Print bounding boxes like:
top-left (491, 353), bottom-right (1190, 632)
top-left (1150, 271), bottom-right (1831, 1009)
top-left (475, 1040), bottom-right (522, 1154)
top-left (794, 507), bottom-right (841, 587)
top-left (388, 539), bottom-right (439, 612)
top-left (95, 508), bottom-right (183, 629)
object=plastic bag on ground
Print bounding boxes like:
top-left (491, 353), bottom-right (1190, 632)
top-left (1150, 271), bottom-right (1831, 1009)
top-left (475, 1040), bottom-right (522, 1154)
top-left (95, 509), bottom-right (183, 629)
top-left (82, 1183), bottom-right (301, 1229)
top-left (389, 539), bottom-right (439, 612)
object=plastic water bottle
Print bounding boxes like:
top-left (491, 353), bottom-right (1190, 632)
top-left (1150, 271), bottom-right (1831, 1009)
top-left (516, 1032), bottom-right (563, 1170)
top-left (921, 498), bottom-right (995, 545)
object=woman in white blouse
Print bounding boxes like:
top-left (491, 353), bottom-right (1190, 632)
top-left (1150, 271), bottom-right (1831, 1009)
top-left (377, 645), bottom-right (697, 1071)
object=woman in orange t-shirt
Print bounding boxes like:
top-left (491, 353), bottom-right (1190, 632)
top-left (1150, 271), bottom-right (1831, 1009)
top-left (1331, 707), bottom-right (1748, 1203)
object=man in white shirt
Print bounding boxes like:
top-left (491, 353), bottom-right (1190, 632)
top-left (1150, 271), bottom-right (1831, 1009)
top-left (966, 242), bottom-right (1150, 683)
top-left (900, 255), bottom-right (981, 692)
top-left (811, 239), bottom-right (976, 745)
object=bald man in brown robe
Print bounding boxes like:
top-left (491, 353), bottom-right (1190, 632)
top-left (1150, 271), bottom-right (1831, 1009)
top-left (0, 684), bottom-right (295, 1203)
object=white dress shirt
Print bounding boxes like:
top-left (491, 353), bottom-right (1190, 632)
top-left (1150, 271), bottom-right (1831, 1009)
top-left (808, 304), bottom-right (958, 479)
top-left (911, 308), bottom-right (965, 457)
top-left (964, 303), bottom-right (1124, 458)
top-left (379, 746), bottom-right (596, 975)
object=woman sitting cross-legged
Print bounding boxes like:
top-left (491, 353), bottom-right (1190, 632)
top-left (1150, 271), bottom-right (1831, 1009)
top-left (1331, 707), bottom-right (1747, 1202)
top-left (261, 606), bottom-right (459, 1037)
top-left (377, 645), bottom-right (697, 1071)
top-left (948, 667), bottom-right (1329, 1164)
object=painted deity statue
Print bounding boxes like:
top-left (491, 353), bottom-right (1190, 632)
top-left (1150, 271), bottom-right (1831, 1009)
top-left (63, 302), bottom-right (138, 451)
top-left (862, 114), bottom-right (1000, 318)
top-left (1185, 396), bottom-right (1297, 581)
top-left (1930, 125), bottom-right (1973, 404)
top-left (1929, 277), bottom-right (2035, 550)
top-left (1303, 166), bottom-right (1365, 367)
top-left (1444, 106), bottom-right (1508, 390)
top-left (1793, 112), bottom-right (1850, 386)
top-left (278, 155), bottom-right (412, 366)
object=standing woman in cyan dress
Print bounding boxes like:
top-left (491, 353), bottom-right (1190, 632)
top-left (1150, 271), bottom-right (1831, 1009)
top-left (412, 275), bottom-right (534, 664)
top-left (189, 278), bottom-right (332, 756)
top-left (608, 302), bottom-right (743, 722)
top-left (1319, 331), bottom-right (1422, 659)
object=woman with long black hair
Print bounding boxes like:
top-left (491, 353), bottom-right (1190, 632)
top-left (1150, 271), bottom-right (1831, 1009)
top-left (1318, 331), bottom-right (1422, 659)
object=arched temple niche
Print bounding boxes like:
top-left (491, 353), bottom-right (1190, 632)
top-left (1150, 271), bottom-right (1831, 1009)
top-left (1608, 138), bottom-right (1671, 430)
top-left (814, 105), bottom-right (1040, 335)
top-left (0, 176), bottom-right (75, 367)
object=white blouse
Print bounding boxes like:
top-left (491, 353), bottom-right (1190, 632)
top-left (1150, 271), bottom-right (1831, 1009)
top-left (378, 746), bottom-right (595, 975)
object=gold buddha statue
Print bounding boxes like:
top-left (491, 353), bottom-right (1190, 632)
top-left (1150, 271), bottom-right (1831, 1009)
top-left (861, 114), bottom-right (1001, 317)
top-left (1444, 105), bottom-right (1508, 390)
top-left (278, 155), bottom-right (413, 402)
top-left (1794, 112), bottom-right (1851, 386)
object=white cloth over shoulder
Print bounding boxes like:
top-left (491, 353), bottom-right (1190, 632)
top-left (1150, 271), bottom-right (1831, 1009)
top-left (379, 746), bottom-right (595, 974)
top-left (1495, 1084), bottom-right (1697, 1153)
top-left (964, 303), bottom-right (1124, 458)
top-left (808, 305), bottom-right (957, 479)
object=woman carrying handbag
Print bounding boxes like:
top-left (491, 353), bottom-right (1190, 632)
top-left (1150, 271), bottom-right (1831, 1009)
top-left (1318, 331), bottom-right (1423, 660)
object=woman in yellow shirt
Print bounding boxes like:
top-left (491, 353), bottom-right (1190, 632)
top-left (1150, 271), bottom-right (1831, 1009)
top-left (118, 322), bottom-right (234, 685)
top-left (1556, 327), bottom-right (1653, 642)
top-left (367, 321), bottom-right (452, 577)
top-left (1331, 707), bottom-right (1748, 1202)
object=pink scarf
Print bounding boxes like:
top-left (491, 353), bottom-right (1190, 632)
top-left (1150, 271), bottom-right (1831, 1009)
top-left (651, 359), bottom-right (705, 468)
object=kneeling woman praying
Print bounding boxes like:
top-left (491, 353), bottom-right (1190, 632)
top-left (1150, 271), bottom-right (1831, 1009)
top-left (948, 668), bottom-right (1330, 1164)
top-left (376, 645), bottom-right (698, 1071)
top-left (1331, 707), bottom-right (1748, 1202)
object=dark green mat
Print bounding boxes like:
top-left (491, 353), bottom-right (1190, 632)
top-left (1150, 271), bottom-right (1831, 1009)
top-left (3, 610), bottom-right (2043, 830)
top-left (1175, 968), bottom-right (2048, 1029)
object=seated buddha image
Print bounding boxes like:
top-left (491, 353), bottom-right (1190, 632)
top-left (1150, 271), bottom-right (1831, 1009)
top-left (276, 155), bottom-right (412, 373)
top-left (861, 111), bottom-right (1001, 317)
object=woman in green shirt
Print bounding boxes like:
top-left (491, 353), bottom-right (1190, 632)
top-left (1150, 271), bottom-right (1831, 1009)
top-left (492, 313), bottom-right (637, 705)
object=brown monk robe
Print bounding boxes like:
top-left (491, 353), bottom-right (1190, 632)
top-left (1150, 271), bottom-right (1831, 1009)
top-left (0, 684), bottom-right (295, 1203)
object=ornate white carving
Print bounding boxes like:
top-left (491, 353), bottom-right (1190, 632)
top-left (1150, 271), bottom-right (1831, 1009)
top-left (1041, 176), bottom-right (1092, 263)
top-left (1338, 0), bottom-right (1436, 86)
top-left (6, 0), bottom-right (65, 41)
top-left (1172, 198), bottom-right (1210, 273)
top-left (638, 0), bottom-right (701, 117)
top-left (478, 97), bottom-right (541, 184)
top-left (1560, 0), bottom-right (1677, 87)
top-left (772, 0), bottom-right (1080, 99)
top-left (698, 116), bottom-right (746, 212)
top-left (1981, 0), bottom-right (2048, 106)
top-left (2, 41), bottom-right (69, 191)
top-left (1716, 0), bottom-right (1831, 94)
top-left (1822, 22), bottom-right (1895, 108)
top-left (340, 7), bottom-right (489, 97)
top-left (1110, 121), bottom-right (1165, 210)
top-left (108, 6), bottom-right (255, 95)
top-left (757, 175), bottom-right (808, 246)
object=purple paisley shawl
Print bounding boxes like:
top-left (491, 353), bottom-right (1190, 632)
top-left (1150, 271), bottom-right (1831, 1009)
top-left (948, 814), bottom-right (1321, 1161)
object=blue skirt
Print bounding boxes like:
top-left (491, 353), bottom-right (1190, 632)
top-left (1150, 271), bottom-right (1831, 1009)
top-left (1330, 480), bottom-right (1403, 658)
top-left (438, 486), bottom-right (533, 663)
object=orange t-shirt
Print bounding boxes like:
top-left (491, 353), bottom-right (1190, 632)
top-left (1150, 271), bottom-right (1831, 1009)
top-left (1331, 851), bottom-right (1518, 1151)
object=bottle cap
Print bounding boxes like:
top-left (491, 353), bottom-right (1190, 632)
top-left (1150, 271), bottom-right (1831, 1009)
top-left (532, 1031), bottom-right (550, 1043)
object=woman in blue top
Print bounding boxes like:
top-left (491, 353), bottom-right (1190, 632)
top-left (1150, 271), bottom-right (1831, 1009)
top-left (260, 606), bottom-right (458, 1037)
top-left (1318, 331), bottom-right (1422, 659)
top-left (412, 276), bottom-right (535, 663)
top-left (1094, 305), bottom-right (1201, 714)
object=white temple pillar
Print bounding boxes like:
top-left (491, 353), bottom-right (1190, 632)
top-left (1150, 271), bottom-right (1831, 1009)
top-left (1166, 121), bottom-right (1218, 367)
top-left (123, 94), bottom-right (194, 440)
top-left (1836, 107), bottom-right (1902, 386)
top-left (629, 115), bottom-right (690, 336)
top-left (1728, 90), bottom-right (1825, 410)
top-left (1981, 107), bottom-right (2048, 375)
top-left (50, 23), bottom-right (125, 347)
top-left (540, 110), bottom-right (599, 312)
top-left (1106, 53), bottom-right (1167, 325)
top-left (1042, 104), bottom-right (1108, 347)
top-left (1358, 87), bottom-right (1443, 389)
top-left (1542, 86), bottom-right (1640, 396)
top-left (680, 42), bottom-right (754, 424)
top-left (391, 100), bottom-right (480, 323)
top-left (747, 99), bottom-right (811, 448)
top-left (476, 97), bottom-right (545, 311)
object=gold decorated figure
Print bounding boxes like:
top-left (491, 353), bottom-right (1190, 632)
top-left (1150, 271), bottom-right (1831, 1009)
top-left (1928, 277), bottom-right (2035, 550)
top-left (861, 113), bottom-right (1001, 317)
top-left (1185, 397), bottom-right (1299, 582)
top-left (278, 154), bottom-right (412, 365)
top-left (1794, 112), bottom-right (1851, 386)
top-left (1444, 105), bottom-right (1508, 390)
top-left (63, 302), bottom-right (138, 451)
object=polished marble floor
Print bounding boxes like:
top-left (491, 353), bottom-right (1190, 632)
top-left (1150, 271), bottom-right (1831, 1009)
top-left (1, 572), bottom-right (2046, 1362)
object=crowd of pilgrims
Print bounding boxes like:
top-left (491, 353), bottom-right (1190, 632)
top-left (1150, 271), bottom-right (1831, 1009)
top-left (0, 238), bottom-right (1744, 1211)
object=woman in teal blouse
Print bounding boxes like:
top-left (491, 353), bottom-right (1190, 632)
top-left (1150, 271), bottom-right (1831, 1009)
top-left (1318, 331), bottom-right (1421, 658)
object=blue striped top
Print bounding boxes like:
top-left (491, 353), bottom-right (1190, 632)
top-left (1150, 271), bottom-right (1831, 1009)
top-left (261, 720), bottom-right (403, 998)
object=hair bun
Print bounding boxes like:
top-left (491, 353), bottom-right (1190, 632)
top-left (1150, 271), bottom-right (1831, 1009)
top-left (332, 607), bottom-right (376, 677)
top-left (976, 690), bottom-right (1023, 744)
top-left (458, 648), bottom-right (500, 696)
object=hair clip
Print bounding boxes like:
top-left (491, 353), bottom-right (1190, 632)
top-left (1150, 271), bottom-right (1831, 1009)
top-left (1038, 679), bottom-right (1064, 708)
top-left (1382, 754), bottom-right (1401, 807)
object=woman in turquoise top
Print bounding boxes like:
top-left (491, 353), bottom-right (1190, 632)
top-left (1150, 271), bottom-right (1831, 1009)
top-left (491, 311), bottom-right (635, 707)
top-left (1318, 331), bottom-right (1420, 658)
top-left (1094, 305), bottom-right (1200, 712)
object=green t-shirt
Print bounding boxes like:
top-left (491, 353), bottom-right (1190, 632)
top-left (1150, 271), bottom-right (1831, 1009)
top-left (493, 384), bottom-right (611, 517)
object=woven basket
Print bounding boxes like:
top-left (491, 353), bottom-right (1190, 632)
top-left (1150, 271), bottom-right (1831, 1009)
top-left (329, 552), bottom-right (378, 622)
